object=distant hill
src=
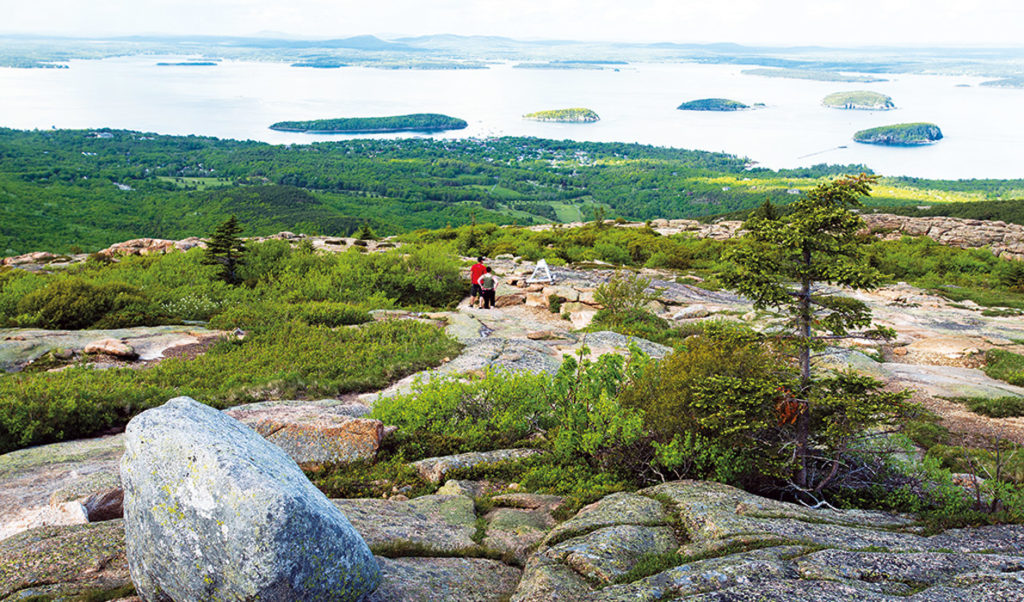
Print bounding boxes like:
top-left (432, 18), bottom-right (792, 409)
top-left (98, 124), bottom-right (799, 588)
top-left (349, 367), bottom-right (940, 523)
top-left (110, 34), bottom-right (415, 51)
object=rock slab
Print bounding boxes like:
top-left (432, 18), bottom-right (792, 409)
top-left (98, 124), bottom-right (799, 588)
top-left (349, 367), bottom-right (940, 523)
top-left (120, 396), bottom-right (381, 601)
top-left (411, 448), bottom-right (544, 483)
top-left (225, 399), bottom-right (382, 467)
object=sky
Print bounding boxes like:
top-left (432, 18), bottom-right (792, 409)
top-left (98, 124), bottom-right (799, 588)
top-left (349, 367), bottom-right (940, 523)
top-left (3, 0), bottom-right (1023, 46)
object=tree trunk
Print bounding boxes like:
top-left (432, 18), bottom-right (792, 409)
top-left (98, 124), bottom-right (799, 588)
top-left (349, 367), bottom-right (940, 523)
top-left (795, 246), bottom-right (812, 489)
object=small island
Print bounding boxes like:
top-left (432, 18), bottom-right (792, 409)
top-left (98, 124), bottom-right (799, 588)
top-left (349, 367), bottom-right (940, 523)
top-left (823, 91), bottom-right (895, 110)
top-left (523, 108), bottom-right (600, 123)
top-left (155, 62), bottom-right (218, 67)
top-left (853, 123), bottom-right (943, 146)
top-left (980, 76), bottom-right (1024, 89)
top-left (269, 114), bottom-right (468, 134)
top-left (291, 59), bottom-right (348, 69)
top-left (677, 98), bottom-right (750, 111)
top-left (513, 62), bottom-right (605, 70)
top-left (743, 68), bottom-right (886, 83)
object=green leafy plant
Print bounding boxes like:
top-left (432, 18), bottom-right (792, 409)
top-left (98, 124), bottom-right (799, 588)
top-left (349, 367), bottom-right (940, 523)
top-left (15, 277), bottom-right (165, 329)
top-left (594, 271), bottom-right (661, 314)
top-left (984, 349), bottom-right (1024, 387)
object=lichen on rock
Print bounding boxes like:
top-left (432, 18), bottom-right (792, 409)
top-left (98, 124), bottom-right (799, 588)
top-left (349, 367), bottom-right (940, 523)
top-left (120, 396), bottom-right (381, 601)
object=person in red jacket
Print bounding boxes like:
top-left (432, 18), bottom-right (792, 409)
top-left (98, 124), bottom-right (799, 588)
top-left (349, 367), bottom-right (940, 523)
top-left (469, 257), bottom-right (487, 308)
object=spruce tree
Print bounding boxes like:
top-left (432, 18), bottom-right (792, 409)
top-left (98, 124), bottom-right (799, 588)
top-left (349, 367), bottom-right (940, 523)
top-left (356, 223), bottom-right (378, 241)
top-left (752, 199), bottom-right (780, 221)
top-left (202, 215), bottom-right (246, 285)
top-left (722, 174), bottom-right (903, 493)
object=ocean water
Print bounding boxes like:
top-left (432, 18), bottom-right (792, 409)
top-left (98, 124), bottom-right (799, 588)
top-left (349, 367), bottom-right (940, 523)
top-left (0, 57), bottom-right (1021, 179)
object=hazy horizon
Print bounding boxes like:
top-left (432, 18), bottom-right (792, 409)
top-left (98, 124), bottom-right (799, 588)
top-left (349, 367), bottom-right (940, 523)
top-left (4, 0), bottom-right (1024, 47)
top-left (5, 30), bottom-right (1024, 51)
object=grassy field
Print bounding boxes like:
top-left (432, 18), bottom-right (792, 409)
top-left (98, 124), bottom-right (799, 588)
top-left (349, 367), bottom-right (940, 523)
top-left (157, 176), bottom-right (233, 190)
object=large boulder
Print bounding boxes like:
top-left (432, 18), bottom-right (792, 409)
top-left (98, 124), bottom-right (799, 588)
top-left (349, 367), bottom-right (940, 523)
top-left (120, 396), bottom-right (381, 601)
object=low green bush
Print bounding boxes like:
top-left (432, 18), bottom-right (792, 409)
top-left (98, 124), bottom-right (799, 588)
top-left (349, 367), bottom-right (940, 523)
top-left (594, 271), bottom-right (659, 314)
top-left (928, 442), bottom-right (1024, 484)
top-left (297, 302), bottom-right (372, 327)
top-left (0, 320), bottom-right (460, 453)
top-left (956, 395), bottom-right (1024, 418)
top-left (372, 369), bottom-right (553, 459)
top-left (14, 277), bottom-right (168, 329)
top-left (903, 408), bottom-right (951, 449)
top-left (984, 349), bottom-right (1024, 387)
top-left (589, 308), bottom-right (675, 345)
top-left (619, 327), bottom-right (793, 486)
top-left (373, 349), bottom-right (649, 463)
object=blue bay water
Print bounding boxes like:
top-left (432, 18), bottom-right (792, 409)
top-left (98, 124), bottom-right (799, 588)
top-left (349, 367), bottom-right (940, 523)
top-left (0, 57), bottom-right (1021, 179)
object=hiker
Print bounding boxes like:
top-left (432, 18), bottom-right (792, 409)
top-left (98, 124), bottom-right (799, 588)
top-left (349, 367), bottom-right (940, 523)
top-left (480, 266), bottom-right (497, 309)
top-left (469, 256), bottom-right (487, 308)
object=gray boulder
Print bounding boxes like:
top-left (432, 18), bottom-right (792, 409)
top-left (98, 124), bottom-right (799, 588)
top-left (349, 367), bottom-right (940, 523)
top-left (120, 396), bottom-right (380, 602)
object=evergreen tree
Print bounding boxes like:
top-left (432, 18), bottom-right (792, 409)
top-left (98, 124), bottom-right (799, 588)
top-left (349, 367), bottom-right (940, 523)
top-left (202, 216), bottom-right (246, 284)
top-left (752, 199), bottom-right (780, 221)
top-left (356, 223), bottom-right (378, 241)
top-left (722, 174), bottom-right (904, 494)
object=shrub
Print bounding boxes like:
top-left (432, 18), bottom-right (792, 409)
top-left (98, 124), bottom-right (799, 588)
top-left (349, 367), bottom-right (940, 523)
top-left (0, 320), bottom-right (461, 453)
top-left (903, 408), bottom-right (951, 449)
top-left (372, 369), bottom-right (552, 458)
top-left (998, 260), bottom-right (1024, 291)
top-left (984, 349), bottom-right (1024, 387)
top-left (619, 330), bottom-right (793, 486)
top-left (594, 271), bottom-right (660, 314)
top-left (957, 395), bottom-right (1024, 419)
top-left (589, 308), bottom-right (673, 344)
top-left (297, 302), bottom-right (372, 327)
top-left (373, 349), bottom-right (651, 471)
top-left (15, 278), bottom-right (166, 329)
top-left (209, 300), bottom-right (292, 331)
top-left (161, 293), bottom-right (221, 321)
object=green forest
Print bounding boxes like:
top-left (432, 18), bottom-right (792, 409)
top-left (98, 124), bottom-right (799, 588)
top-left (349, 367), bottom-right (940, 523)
top-left (1, 127), bottom-right (1022, 255)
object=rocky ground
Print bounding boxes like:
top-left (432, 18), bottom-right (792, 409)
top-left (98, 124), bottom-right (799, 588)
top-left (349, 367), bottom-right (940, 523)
top-left (4, 233), bottom-right (1024, 599)
top-left (4, 471), bottom-right (1023, 601)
